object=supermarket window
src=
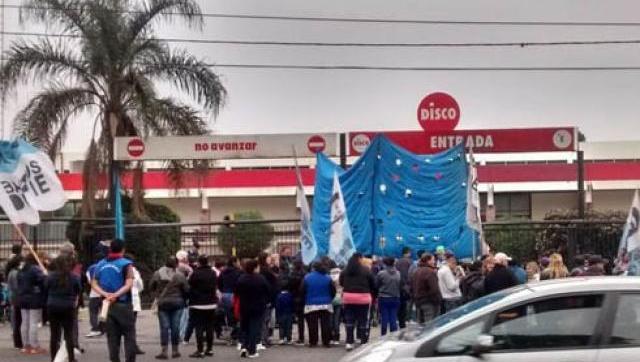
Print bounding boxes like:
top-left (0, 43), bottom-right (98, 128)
top-left (482, 193), bottom-right (531, 220)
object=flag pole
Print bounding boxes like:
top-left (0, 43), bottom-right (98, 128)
top-left (12, 224), bottom-right (47, 274)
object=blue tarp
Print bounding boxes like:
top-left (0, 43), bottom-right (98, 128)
top-left (311, 135), bottom-right (477, 259)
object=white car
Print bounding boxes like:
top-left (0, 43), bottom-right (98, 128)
top-left (341, 277), bottom-right (640, 362)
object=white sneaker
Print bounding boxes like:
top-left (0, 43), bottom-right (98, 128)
top-left (330, 340), bottom-right (341, 346)
top-left (85, 331), bottom-right (102, 338)
top-left (240, 349), bottom-right (248, 358)
top-left (277, 339), bottom-right (286, 345)
top-left (248, 353), bottom-right (260, 359)
top-left (345, 344), bottom-right (354, 351)
top-left (237, 343), bottom-right (243, 351)
top-left (257, 344), bottom-right (266, 351)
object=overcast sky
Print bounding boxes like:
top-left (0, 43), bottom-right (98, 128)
top-left (2, 0), bottom-right (640, 152)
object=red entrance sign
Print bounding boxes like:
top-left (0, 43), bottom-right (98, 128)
top-left (127, 138), bottom-right (145, 158)
top-left (349, 127), bottom-right (577, 155)
top-left (417, 92), bottom-right (460, 132)
top-left (307, 135), bottom-right (326, 153)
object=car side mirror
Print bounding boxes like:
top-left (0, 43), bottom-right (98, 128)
top-left (470, 334), bottom-right (494, 358)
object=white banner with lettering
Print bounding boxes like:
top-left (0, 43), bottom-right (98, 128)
top-left (0, 140), bottom-right (66, 225)
top-left (114, 133), bottom-right (339, 161)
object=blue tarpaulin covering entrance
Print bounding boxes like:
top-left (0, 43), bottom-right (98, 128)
top-left (311, 135), bottom-right (477, 258)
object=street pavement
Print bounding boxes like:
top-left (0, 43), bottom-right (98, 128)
top-left (0, 309), bottom-right (350, 362)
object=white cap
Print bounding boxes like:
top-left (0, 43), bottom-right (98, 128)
top-left (494, 252), bottom-right (512, 264)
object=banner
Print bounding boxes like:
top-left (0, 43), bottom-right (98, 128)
top-left (617, 190), bottom-right (640, 275)
top-left (115, 134), bottom-right (339, 161)
top-left (0, 140), bottom-right (66, 225)
top-left (328, 172), bottom-right (355, 266)
top-left (294, 149), bottom-right (318, 265)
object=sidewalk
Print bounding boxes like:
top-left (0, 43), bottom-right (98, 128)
top-left (0, 309), bottom-right (349, 362)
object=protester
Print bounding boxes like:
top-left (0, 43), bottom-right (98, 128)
top-left (484, 253), bottom-right (519, 295)
top-left (275, 280), bottom-right (294, 345)
top-left (395, 247), bottom-right (412, 329)
top-left (328, 264), bottom-right (343, 345)
top-left (85, 253), bottom-right (105, 338)
top-left (570, 255), bottom-right (588, 276)
top-left (539, 256), bottom-right (551, 271)
top-left (6, 247), bottom-right (23, 350)
top-left (149, 257), bottom-right (189, 359)
top-left (301, 261), bottom-right (336, 348)
top-left (46, 255), bottom-right (82, 362)
top-left (412, 254), bottom-right (441, 324)
top-left (376, 257), bottom-right (401, 336)
top-left (481, 255), bottom-right (495, 276)
top-left (508, 259), bottom-right (527, 284)
top-left (17, 252), bottom-right (46, 355)
top-left (435, 246), bottom-right (447, 268)
top-left (525, 261), bottom-right (541, 282)
top-left (581, 255), bottom-right (606, 276)
top-left (124, 255), bottom-right (145, 356)
top-left (289, 260), bottom-right (307, 346)
top-left (340, 253), bottom-right (376, 351)
top-left (188, 255), bottom-right (219, 358)
top-left (91, 239), bottom-right (136, 362)
top-left (218, 257), bottom-right (243, 346)
top-left (235, 259), bottom-right (271, 358)
top-left (437, 254), bottom-right (463, 313)
top-left (258, 253), bottom-right (278, 349)
top-left (540, 253), bottom-right (570, 280)
top-left (460, 261), bottom-right (485, 303)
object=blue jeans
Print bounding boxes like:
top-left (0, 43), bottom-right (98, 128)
top-left (331, 305), bottom-right (342, 341)
top-left (158, 307), bottom-right (184, 346)
top-left (378, 297), bottom-right (400, 336)
top-left (277, 312), bottom-right (293, 341)
top-left (221, 293), bottom-right (239, 340)
top-left (344, 304), bottom-right (370, 345)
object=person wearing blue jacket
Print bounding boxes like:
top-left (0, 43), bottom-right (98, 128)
top-left (301, 262), bottom-right (336, 348)
top-left (17, 252), bottom-right (46, 355)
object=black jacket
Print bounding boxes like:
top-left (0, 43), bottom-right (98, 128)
top-left (260, 267), bottom-right (279, 304)
top-left (460, 271), bottom-right (485, 303)
top-left (17, 263), bottom-right (46, 309)
top-left (235, 273), bottom-right (271, 317)
top-left (46, 272), bottom-right (81, 310)
top-left (339, 267), bottom-right (377, 297)
top-left (188, 266), bottom-right (218, 306)
top-left (217, 266), bottom-right (242, 294)
top-left (484, 265), bottom-right (518, 295)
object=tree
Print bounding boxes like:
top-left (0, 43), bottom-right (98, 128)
top-left (0, 0), bottom-right (226, 217)
top-left (218, 210), bottom-right (275, 258)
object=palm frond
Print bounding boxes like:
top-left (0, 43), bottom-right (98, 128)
top-left (0, 39), bottom-right (98, 95)
top-left (128, 0), bottom-right (203, 43)
top-left (20, 0), bottom-right (91, 36)
top-left (13, 86), bottom-right (97, 155)
top-left (141, 49), bottom-right (226, 115)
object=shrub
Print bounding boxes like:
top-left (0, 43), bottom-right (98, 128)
top-left (217, 210), bottom-right (274, 258)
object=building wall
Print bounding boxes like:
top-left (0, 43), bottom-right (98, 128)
top-left (531, 190), bottom-right (632, 220)
top-left (149, 196), bottom-right (300, 223)
top-left (591, 190), bottom-right (635, 213)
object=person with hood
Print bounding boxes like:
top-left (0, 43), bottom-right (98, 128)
top-left (46, 255), bottom-right (82, 362)
top-left (218, 257), bottom-right (242, 346)
top-left (484, 253), bottom-right (519, 295)
top-left (17, 252), bottom-right (47, 355)
top-left (411, 254), bottom-right (441, 324)
top-left (376, 257), bottom-right (401, 336)
top-left (149, 257), bottom-right (190, 359)
top-left (340, 253), bottom-right (377, 351)
top-left (460, 261), bottom-right (485, 303)
top-left (188, 255), bottom-right (218, 358)
top-left (301, 261), bottom-right (336, 348)
top-left (395, 247), bottom-right (412, 329)
top-left (235, 259), bottom-right (271, 358)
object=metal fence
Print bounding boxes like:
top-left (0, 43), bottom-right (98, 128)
top-left (484, 220), bottom-right (625, 268)
top-left (0, 218), bottom-right (626, 271)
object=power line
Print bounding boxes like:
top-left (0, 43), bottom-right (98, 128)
top-left (2, 3), bottom-right (640, 27)
top-left (4, 30), bottom-right (640, 48)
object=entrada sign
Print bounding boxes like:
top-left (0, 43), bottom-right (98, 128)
top-left (349, 127), bottom-right (577, 156)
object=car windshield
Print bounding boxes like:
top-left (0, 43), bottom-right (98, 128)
top-left (420, 286), bottom-right (527, 333)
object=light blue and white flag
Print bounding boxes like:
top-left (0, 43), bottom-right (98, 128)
top-left (293, 148), bottom-right (318, 265)
top-left (0, 140), bottom-right (66, 225)
top-left (328, 172), bottom-right (355, 266)
top-left (618, 190), bottom-right (640, 275)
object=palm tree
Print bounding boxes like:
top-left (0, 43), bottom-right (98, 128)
top-left (0, 0), bottom-right (226, 217)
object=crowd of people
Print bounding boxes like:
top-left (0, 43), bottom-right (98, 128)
top-left (0, 239), bottom-right (617, 362)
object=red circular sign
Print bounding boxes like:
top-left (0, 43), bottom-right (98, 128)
top-left (417, 92), bottom-right (460, 132)
top-left (127, 138), bottom-right (145, 158)
top-left (307, 135), bottom-right (326, 153)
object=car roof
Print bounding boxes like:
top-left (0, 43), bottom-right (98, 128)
top-left (526, 276), bottom-right (640, 295)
